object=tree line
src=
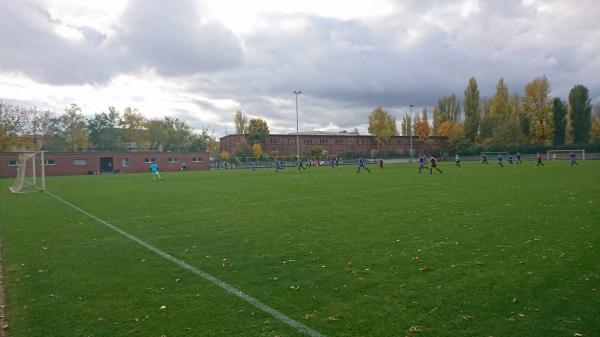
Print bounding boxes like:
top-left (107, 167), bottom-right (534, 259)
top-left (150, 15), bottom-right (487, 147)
top-left (0, 103), bottom-right (219, 154)
top-left (369, 76), bottom-right (600, 154)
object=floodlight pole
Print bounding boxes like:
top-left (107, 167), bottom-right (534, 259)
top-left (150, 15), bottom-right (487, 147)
top-left (294, 90), bottom-right (302, 171)
top-left (409, 104), bottom-right (414, 163)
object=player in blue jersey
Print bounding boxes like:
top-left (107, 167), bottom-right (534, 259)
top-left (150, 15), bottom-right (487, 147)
top-left (570, 151), bottom-right (578, 166)
top-left (250, 161), bottom-right (256, 171)
top-left (418, 153), bottom-right (428, 173)
top-left (507, 154), bottom-right (513, 165)
top-left (150, 161), bottom-right (162, 181)
top-left (357, 156), bottom-right (370, 173)
top-left (455, 154), bottom-right (461, 167)
top-left (275, 159), bottom-right (283, 172)
top-left (497, 153), bottom-right (504, 167)
top-left (429, 155), bottom-right (442, 174)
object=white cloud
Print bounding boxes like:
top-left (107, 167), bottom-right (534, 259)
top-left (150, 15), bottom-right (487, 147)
top-left (1, 0), bottom-right (599, 137)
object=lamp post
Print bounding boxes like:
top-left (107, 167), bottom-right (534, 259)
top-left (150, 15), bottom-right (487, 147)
top-left (294, 90), bottom-right (302, 170)
top-left (409, 104), bottom-right (414, 162)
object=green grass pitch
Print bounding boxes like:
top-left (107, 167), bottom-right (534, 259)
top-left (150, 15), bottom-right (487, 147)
top-left (1, 161), bottom-right (599, 337)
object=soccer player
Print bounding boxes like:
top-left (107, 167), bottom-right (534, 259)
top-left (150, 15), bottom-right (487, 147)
top-left (497, 153), bottom-right (504, 167)
top-left (418, 153), bottom-right (428, 173)
top-left (481, 153), bottom-right (489, 165)
top-left (250, 161), bottom-right (256, 171)
top-left (379, 158), bottom-right (384, 170)
top-left (536, 152), bottom-right (544, 167)
top-left (330, 158), bottom-right (336, 168)
top-left (570, 151), bottom-right (578, 166)
top-left (150, 161), bottom-right (162, 181)
top-left (508, 153), bottom-right (514, 165)
top-left (275, 159), bottom-right (283, 172)
top-left (429, 155), bottom-right (442, 174)
top-left (455, 153), bottom-right (461, 167)
top-left (516, 152), bottom-right (523, 165)
top-left (297, 156), bottom-right (306, 170)
top-left (357, 156), bottom-right (371, 174)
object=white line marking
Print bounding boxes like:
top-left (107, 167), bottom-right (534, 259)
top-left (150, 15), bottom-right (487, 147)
top-left (45, 191), bottom-right (326, 337)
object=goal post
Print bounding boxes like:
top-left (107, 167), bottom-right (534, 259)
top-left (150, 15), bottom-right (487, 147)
top-left (547, 149), bottom-right (585, 161)
top-left (9, 151), bottom-right (46, 193)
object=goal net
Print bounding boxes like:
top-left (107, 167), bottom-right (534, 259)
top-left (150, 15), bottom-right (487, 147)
top-left (9, 151), bottom-right (46, 193)
top-left (547, 149), bottom-right (585, 160)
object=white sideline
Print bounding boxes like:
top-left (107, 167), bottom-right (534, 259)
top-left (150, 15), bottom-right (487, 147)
top-left (45, 191), bottom-right (326, 337)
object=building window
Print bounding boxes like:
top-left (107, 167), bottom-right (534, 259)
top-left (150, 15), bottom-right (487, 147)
top-left (73, 159), bottom-right (87, 166)
top-left (192, 157), bottom-right (203, 162)
top-left (8, 160), bottom-right (19, 166)
top-left (122, 158), bottom-right (129, 167)
top-left (144, 158), bottom-right (156, 163)
top-left (44, 159), bottom-right (56, 165)
top-left (168, 157), bottom-right (178, 163)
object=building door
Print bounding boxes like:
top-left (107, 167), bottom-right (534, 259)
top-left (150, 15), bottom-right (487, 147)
top-left (100, 157), bottom-right (114, 173)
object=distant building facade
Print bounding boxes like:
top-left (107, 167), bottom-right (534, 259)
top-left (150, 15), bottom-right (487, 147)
top-left (0, 151), bottom-right (210, 178)
top-left (220, 132), bottom-right (447, 158)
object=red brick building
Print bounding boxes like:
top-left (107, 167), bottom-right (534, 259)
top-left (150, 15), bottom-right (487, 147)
top-left (220, 132), bottom-right (447, 158)
top-left (0, 151), bottom-right (210, 178)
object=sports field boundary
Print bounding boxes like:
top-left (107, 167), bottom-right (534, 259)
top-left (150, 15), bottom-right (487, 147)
top-left (45, 191), bottom-right (326, 337)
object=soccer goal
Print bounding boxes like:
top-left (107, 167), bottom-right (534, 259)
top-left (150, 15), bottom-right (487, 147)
top-left (9, 151), bottom-right (46, 193)
top-left (547, 149), bottom-right (585, 161)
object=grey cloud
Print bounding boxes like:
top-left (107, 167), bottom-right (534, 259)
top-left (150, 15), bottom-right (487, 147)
top-left (109, 0), bottom-right (243, 76)
top-left (0, 0), bottom-right (242, 85)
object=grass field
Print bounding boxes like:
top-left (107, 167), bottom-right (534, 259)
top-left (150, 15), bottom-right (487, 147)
top-left (1, 161), bottom-right (599, 337)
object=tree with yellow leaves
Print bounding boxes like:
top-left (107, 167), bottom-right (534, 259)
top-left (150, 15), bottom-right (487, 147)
top-left (252, 143), bottom-right (263, 158)
top-left (368, 106), bottom-right (397, 155)
top-left (523, 75), bottom-right (554, 145)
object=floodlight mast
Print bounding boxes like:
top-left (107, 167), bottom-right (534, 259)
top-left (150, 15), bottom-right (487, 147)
top-left (409, 104), bottom-right (415, 162)
top-left (294, 90), bottom-right (302, 171)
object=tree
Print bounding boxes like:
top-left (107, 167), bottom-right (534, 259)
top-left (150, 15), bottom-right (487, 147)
top-left (247, 118), bottom-right (269, 145)
top-left (552, 98), bottom-right (567, 146)
top-left (62, 104), bottom-right (89, 151)
top-left (463, 77), bottom-right (480, 142)
top-left (163, 117), bottom-right (192, 152)
top-left (436, 121), bottom-right (468, 153)
top-left (234, 110), bottom-right (248, 134)
top-left (189, 128), bottom-right (214, 152)
top-left (568, 85), bottom-right (592, 144)
top-left (367, 106), bottom-right (397, 154)
top-left (87, 108), bottom-right (125, 151)
top-left (591, 103), bottom-right (600, 143)
top-left (433, 94), bottom-right (460, 133)
top-left (252, 143), bottom-right (263, 158)
top-left (414, 108), bottom-right (430, 140)
top-left (489, 78), bottom-right (512, 117)
top-left (120, 107), bottom-right (149, 150)
top-left (512, 93), bottom-right (529, 141)
top-left (0, 101), bottom-right (29, 151)
top-left (400, 113), bottom-right (412, 136)
top-left (233, 143), bottom-right (253, 158)
top-left (146, 119), bottom-right (168, 151)
top-left (523, 75), bottom-right (553, 144)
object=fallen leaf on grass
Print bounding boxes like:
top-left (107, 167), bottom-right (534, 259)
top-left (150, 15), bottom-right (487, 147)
top-left (512, 297), bottom-right (518, 303)
top-left (327, 315), bottom-right (338, 321)
top-left (304, 312), bottom-right (316, 320)
top-left (159, 305), bottom-right (166, 310)
top-left (463, 315), bottom-right (473, 320)
top-left (574, 333), bottom-right (583, 337)
top-left (289, 285), bottom-right (301, 291)
top-left (419, 266), bottom-right (429, 272)
top-left (408, 326), bottom-right (422, 333)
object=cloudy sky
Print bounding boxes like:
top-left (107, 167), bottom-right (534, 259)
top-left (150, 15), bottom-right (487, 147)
top-left (1, 0), bottom-right (599, 136)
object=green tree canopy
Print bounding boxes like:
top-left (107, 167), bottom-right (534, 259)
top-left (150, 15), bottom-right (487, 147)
top-left (463, 77), bottom-right (480, 142)
top-left (552, 98), bottom-right (567, 146)
top-left (247, 118), bottom-right (270, 144)
top-left (568, 84), bottom-right (592, 144)
top-left (367, 106), bottom-right (397, 153)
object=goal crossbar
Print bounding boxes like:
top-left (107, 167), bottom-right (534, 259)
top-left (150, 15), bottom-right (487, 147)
top-left (547, 149), bottom-right (585, 160)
